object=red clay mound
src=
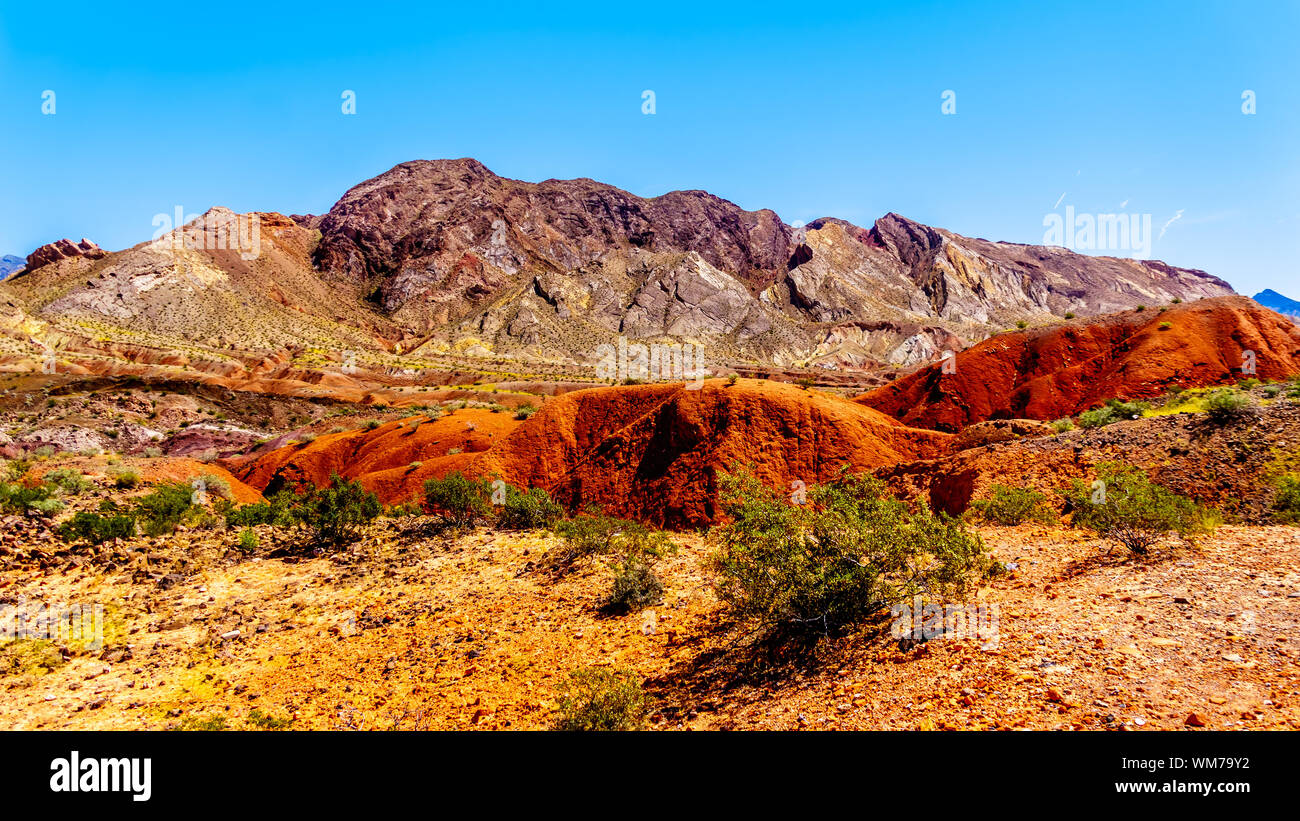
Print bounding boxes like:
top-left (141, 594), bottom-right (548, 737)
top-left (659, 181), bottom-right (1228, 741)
top-left (233, 380), bottom-right (951, 528)
top-left (475, 379), bottom-right (952, 528)
top-left (857, 296), bottom-right (1300, 431)
top-left (138, 459), bottom-right (265, 505)
top-left (233, 408), bottom-right (521, 504)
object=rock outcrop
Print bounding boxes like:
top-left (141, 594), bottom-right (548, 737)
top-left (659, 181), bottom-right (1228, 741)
top-left (857, 296), bottom-right (1300, 431)
top-left (24, 238), bottom-right (106, 273)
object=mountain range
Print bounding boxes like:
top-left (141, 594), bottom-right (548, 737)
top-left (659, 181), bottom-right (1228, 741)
top-left (0, 255), bottom-right (23, 280)
top-left (1254, 288), bottom-right (1300, 319)
top-left (0, 159), bottom-right (1238, 381)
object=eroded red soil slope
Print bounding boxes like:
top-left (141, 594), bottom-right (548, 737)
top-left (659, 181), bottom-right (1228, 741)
top-left (235, 380), bottom-right (951, 527)
top-left (857, 296), bottom-right (1300, 431)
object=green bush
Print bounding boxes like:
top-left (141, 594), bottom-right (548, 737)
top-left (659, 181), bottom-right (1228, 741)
top-left (246, 708), bottom-right (291, 730)
top-left (423, 472), bottom-right (492, 527)
top-left (1050, 418), bottom-right (1075, 433)
top-left (194, 473), bottom-right (232, 501)
top-left (44, 468), bottom-right (93, 496)
top-left (293, 474), bottom-right (382, 546)
top-left (554, 667), bottom-right (647, 731)
top-left (554, 511), bottom-right (670, 565)
top-left (1273, 475), bottom-right (1300, 525)
top-left (58, 511), bottom-right (136, 545)
top-left (1204, 388), bottom-right (1255, 424)
top-left (112, 469), bottom-right (141, 489)
top-left (0, 480), bottom-right (65, 517)
top-left (177, 715), bottom-right (228, 731)
top-left (1078, 399), bottom-right (1149, 429)
top-left (1061, 462), bottom-right (1216, 555)
top-left (708, 469), bottom-right (996, 634)
top-left (134, 482), bottom-right (198, 536)
top-left (496, 486), bottom-right (563, 530)
top-left (971, 485), bottom-right (1055, 525)
top-left (237, 528), bottom-right (260, 551)
top-left (3, 458), bottom-right (31, 482)
top-left (608, 555), bottom-right (663, 612)
top-left (513, 405), bottom-right (538, 421)
top-left (225, 492), bottom-right (297, 528)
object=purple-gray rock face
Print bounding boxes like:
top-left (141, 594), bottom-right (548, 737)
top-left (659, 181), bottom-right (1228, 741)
top-left (24, 238), bottom-right (107, 274)
top-left (5, 160), bottom-right (1236, 374)
top-left (307, 159), bottom-right (1233, 367)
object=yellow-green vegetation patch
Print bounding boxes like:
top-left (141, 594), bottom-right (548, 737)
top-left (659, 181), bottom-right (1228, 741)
top-left (0, 638), bottom-right (66, 676)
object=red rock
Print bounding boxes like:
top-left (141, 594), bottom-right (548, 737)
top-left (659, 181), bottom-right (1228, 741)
top-left (24, 237), bottom-right (107, 273)
top-left (857, 296), bottom-right (1300, 431)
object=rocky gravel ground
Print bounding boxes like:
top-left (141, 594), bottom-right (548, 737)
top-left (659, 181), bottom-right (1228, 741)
top-left (2, 515), bottom-right (1296, 731)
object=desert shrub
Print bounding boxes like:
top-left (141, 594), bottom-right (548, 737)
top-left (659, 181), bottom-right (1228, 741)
top-left (1064, 312), bottom-right (1076, 319)
top-left (44, 468), bottom-right (92, 496)
top-left (795, 377), bottom-right (815, 390)
top-left (971, 485), bottom-right (1055, 525)
top-left (1050, 418), bottom-right (1075, 433)
top-left (293, 474), bottom-right (382, 546)
top-left (1203, 388), bottom-right (1255, 424)
top-left (1238, 378), bottom-right (1261, 390)
top-left (727, 374), bottom-right (739, 386)
top-left (1158, 321), bottom-right (1172, 331)
top-left (1262, 384), bottom-right (1281, 399)
top-left (237, 528), bottom-right (260, 551)
top-left (384, 499), bottom-right (422, 518)
top-left (554, 667), bottom-right (647, 731)
top-left (514, 404), bottom-right (538, 420)
top-left (608, 555), bottom-right (664, 611)
top-left (423, 472), bottom-right (492, 527)
top-left (58, 511), bottom-right (136, 545)
top-left (0, 638), bottom-right (65, 675)
top-left (554, 511), bottom-right (670, 565)
top-left (194, 473), bottom-right (232, 501)
top-left (1061, 462), bottom-right (1216, 555)
top-left (143, 447), bottom-right (163, 459)
top-left (0, 480), bottom-right (64, 517)
top-left (112, 468), bottom-right (141, 489)
top-left (1078, 398), bottom-right (1149, 429)
top-left (496, 486), bottom-right (563, 530)
top-left (1272, 475), bottom-right (1300, 525)
top-left (224, 492), bottom-right (297, 528)
top-left (3, 458), bottom-right (31, 482)
top-left (246, 708), bottom-right (291, 730)
top-left (133, 482), bottom-right (198, 536)
top-left (177, 715), bottom-right (228, 731)
top-left (363, 419), bottom-right (381, 431)
top-left (708, 469), bottom-right (996, 635)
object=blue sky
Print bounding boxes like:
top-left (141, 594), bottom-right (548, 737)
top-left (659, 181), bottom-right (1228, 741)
top-left (1, 0), bottom-right (1296, 295)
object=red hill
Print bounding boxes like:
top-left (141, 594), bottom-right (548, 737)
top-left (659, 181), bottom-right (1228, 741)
top-left (856, 296), bottom-right (1300, 431)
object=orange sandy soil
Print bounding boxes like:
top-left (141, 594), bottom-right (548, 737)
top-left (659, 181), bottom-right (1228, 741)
top-left (2, 521), bottom-right (1297, 731)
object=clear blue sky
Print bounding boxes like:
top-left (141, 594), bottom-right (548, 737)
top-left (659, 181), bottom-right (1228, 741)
top-left (2, 1), bottom-right (1296, 295)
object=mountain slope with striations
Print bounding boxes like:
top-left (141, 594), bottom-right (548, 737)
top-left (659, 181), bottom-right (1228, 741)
top-left (2, 159), bottom-right (1235, 383)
